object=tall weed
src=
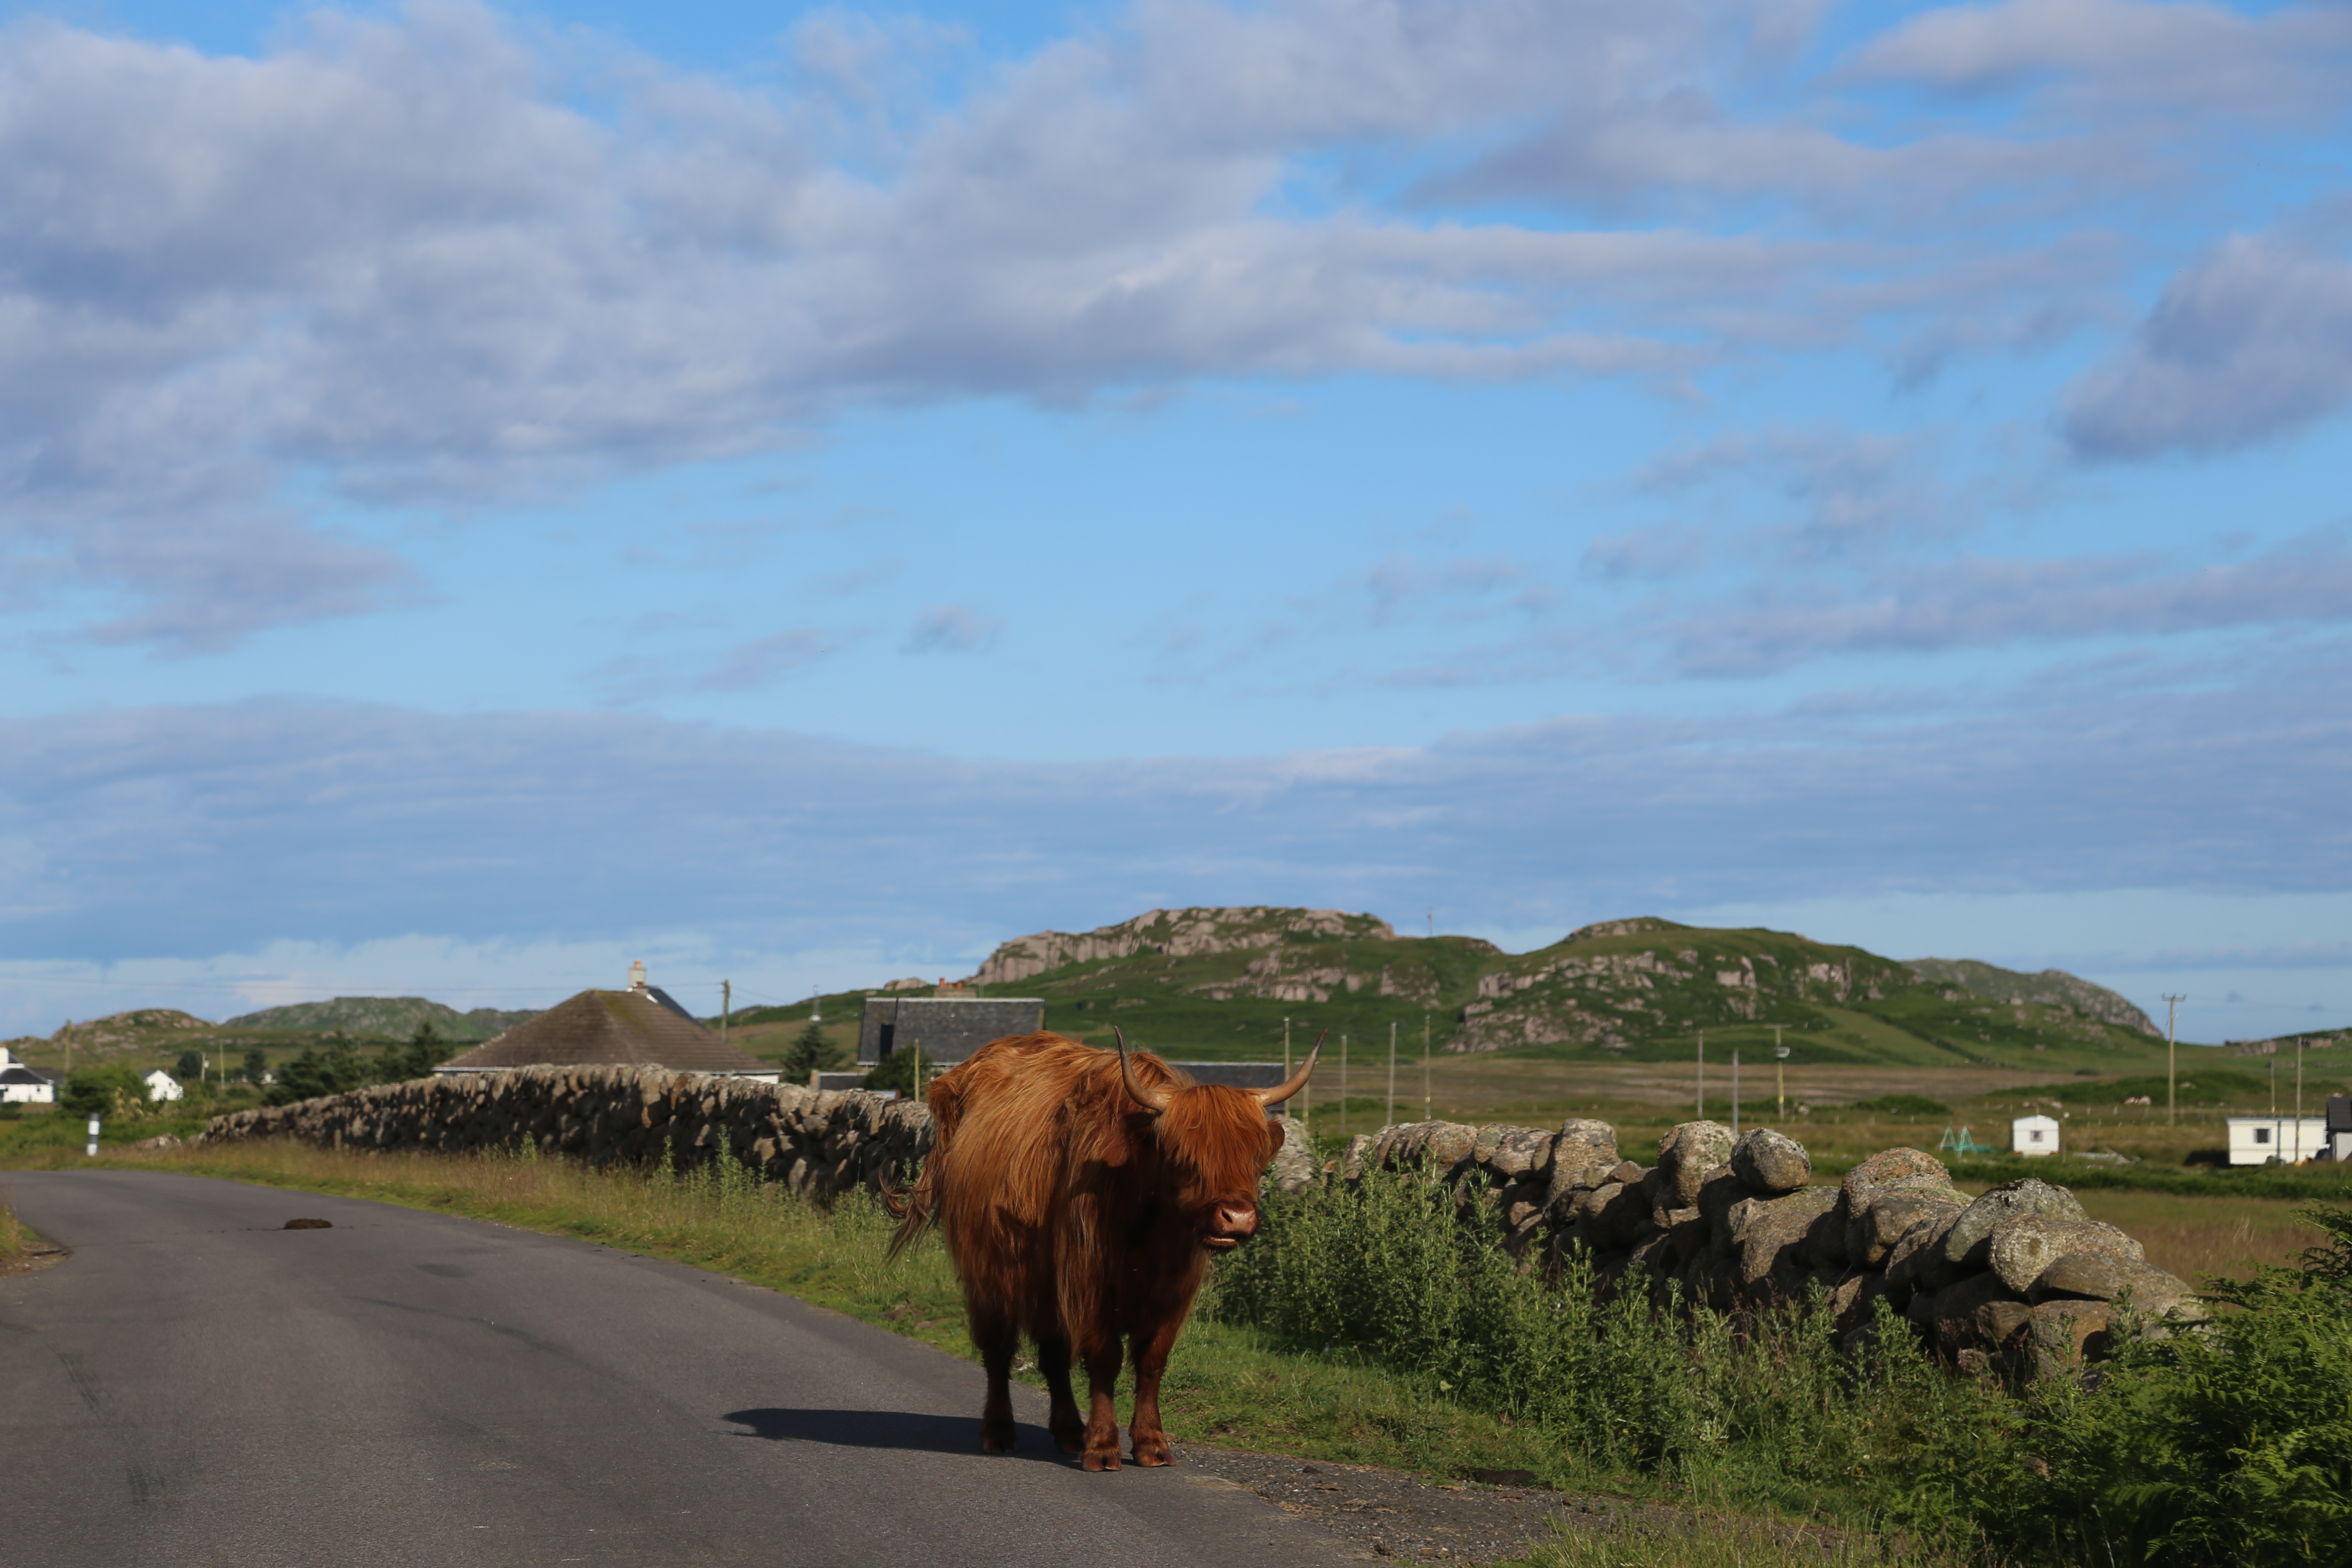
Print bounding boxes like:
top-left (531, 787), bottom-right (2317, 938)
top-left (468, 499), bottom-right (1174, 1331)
top-left (1217, 1170), bottom-right (2010, 1537)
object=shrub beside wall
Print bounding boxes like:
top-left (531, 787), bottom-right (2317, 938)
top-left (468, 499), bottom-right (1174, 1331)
top-left (1335, 1115), bottom-right (2201, 1376)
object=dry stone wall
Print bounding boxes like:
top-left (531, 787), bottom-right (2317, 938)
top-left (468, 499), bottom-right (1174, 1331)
top-left (1340, 1117), bottom-right (2200, 1378)
top-left (206, 1070), bottom-right (2190, 1378)
top-left (202, 1068), bottom-right (931, 1200)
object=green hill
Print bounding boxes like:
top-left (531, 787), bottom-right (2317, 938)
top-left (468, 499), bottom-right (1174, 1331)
top-left (220, 997), bottom-right (538, 1041)
top-left (1903, 957), bottom-right (2157, 1033)
top-left (929, 907), bottom-right (2172, 1072)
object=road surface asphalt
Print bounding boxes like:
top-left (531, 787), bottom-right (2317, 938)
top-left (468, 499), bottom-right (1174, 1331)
top-left (0, 1170), bottom-right (1369, 1568)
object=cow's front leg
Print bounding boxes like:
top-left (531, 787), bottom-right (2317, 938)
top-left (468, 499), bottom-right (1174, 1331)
top-left (1077, 1335), bottom-right (1125, 1471)
top-left (1127, 1316), bottom-right (1184, 1466)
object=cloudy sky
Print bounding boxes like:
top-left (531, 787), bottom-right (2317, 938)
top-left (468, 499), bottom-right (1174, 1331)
top-left (3, 0), bottom-right (2348, 1042)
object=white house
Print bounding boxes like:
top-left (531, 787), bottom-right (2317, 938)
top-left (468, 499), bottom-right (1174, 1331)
top-left (141, 1068), bottom-right (184, 1103)
top-left (0, 1044), bottom-right (55, 1105)
top-left (2012, 1114), bottom-right (2061, 1157)
top-left (2226, 1116), bottom-right (2328, 1165)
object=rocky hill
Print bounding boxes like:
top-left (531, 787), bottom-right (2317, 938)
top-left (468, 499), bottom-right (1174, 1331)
top-left (222, 996), bottom-right (538, 1041)
top-left (1903, 959), bottom-right (2157, 1035)
top-left (951, 907), bottom-right (2168, 1072)
top-left (971, 907), bottom-right (1405, 988)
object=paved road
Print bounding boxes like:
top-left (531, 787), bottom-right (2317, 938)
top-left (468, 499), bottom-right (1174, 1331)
top-left (0, 1171), bottom-right (1363, 1568)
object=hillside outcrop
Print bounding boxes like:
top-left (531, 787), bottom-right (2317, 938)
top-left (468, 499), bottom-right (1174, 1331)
top-left (969, 906), bottom-right (1396, 987)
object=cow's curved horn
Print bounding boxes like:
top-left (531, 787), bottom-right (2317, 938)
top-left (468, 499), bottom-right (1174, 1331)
top-left (1253, 1030), bottom-right (1325, 1107)
top-left (1114, 1027), bottom-right (1172, 1115)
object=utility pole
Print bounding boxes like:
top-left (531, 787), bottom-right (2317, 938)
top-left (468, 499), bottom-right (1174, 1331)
top-left (1387, 1021), bottom-right (1397, 1128)
top-left (64, 1020), bottom-right (72, 1076)
top-left (811, 983), bottom-right (822, 1023)
top-left (2295, 1037), bottom-right (2306, 1162)
top-left (2269, 1058), bottom-right (2278, 1161)
top-left (721, 980), bottom-right (731, 1043)
top-left (1773, 1025), bottom-right (1787, 1118)
top-left (1340, 1034), bottom-right (1349, 1140)
top-left (1426, 907), bottom-right (1434, 939)
top-left (1423, 1013), bottom-right (1431, 1121)
top-left (2162, 994), bottom-right (2185, 1128)
top-left (1731, 1049), bottom-right (1740, 1139)
top-left (1284, 1017), bottom-right (1297, 1136)
top-left (1695, 1030), bottom-right (1705, 1120)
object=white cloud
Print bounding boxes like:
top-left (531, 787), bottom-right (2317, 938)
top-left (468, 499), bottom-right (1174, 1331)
top-left (0, 0), bottom-right (2226, 652)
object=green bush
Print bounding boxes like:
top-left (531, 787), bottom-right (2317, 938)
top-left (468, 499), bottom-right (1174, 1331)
top-left (1215, 1169), bottom-right (2352, 1562)
top-left (374, 1022), bottom-right (456, 1084)
top-left (1212, 1169), bottom-right (2006, 1528)
top-left (59, 1064), bottom-right (159, 1120)
top-left (1963, 1201), bottom-right (2352, 1566)
top-left (266, 1035), bottom-right (372, 1105)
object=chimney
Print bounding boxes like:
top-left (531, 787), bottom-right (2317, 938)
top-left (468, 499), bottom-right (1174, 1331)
top-left (629, 960), bottom-right (647, 992)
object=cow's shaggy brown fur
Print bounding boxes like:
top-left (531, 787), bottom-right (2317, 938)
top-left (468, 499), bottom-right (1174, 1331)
top-left (891, 1031), bottom-right (1295, 1469)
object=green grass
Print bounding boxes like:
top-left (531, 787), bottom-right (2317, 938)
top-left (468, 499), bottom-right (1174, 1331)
top-left (1846, 1094), bottom-right (1954, 1118)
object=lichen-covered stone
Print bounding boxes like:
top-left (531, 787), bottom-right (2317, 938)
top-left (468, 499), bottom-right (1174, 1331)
top-left (2026, 1299), bottom-right (2116, 1375)
top-left (1658, 1121), bottom-right (1737, 1206)
top-left (1839, 1146), bottom-right (1957, 1205)
top-left (2027, 1254), bottom-right (2197, 1316)
top-left (1850, 1191), bottom-right (1962, 1270)
top-left (1735, 1187), bottom-right (1839, 1304)
top-left (1884, 1203), bottom-right (1966, 1297)
top-left (1552, 1119), bottom-right (1620, 1188)
top-left (1932, 1271), bottom-right (2025, 1357)
top-left (1989, 1215), bottom-right (2145, 1295)
top-left (1729, 1127), bottom-right (1811, 1193)
top-left (1267, 1116), bottom-right (1321, 1194)
top-left (1943, 1178), bottom-right (2087, 1270)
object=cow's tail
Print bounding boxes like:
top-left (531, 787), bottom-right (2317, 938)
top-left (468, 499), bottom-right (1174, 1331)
top-left (884, 1158), bottom-right (938, 1261)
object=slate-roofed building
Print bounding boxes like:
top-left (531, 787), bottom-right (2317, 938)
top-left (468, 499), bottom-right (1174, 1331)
top-left (857, 993), bottom-right (1046, 1067)
top-left (440, 963), bottom-right (780, 1080)
top-left (0, 1045), bottom-right (55, 1104)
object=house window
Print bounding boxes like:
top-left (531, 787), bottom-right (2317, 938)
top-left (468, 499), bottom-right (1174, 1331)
top-left (2254, 1127), bottom-right (2272, 1144)
top-left (2029, 1129), bottom-right (2045, 1143)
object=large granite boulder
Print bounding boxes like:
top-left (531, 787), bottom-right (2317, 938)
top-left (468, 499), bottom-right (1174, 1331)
top-left (2027, 1254), bottom-right (2199, 1317)
top-left (1931, 1271), bottom-right (2026, 1357)
top-left (2025, 1299), bottom-right (2117, 1375)
top-left (1988, 1214), bottom-right (2145, 1295)
top-left (1658, 1121), bottom-right (1737, 1206)
top-left (1942, 1178), bottom-right (2086, 1270)
top-left (1733, 1187), bottom-right (1840, 1305)
top-left (1267, 1116), bottom-right (1321, 1193)
top-left (1730, 1127), bottom-right (1811, 1193)
top-left (1884, 1204), bottom-right (1967, 1297)
top-left (1840, 1148), bottom-right (1964, 1266)
top-left (1851, 1191), bottom-right (1963, 1270)
top-left (1552, 1119), bottom-right (1620, 1185)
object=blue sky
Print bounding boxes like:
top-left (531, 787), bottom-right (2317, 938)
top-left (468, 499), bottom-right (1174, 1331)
top-left (2, 0), bottom-right (2349, 1042)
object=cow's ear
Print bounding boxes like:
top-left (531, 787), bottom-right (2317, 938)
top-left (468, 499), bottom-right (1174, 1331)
top-left (1262, 1118), bottom-right (1285, 1163)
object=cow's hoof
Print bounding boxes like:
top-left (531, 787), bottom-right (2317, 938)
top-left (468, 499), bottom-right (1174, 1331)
top-left (1051, 1424), bottom-right (1085, 1455)
top-left (1082, 1449), bottom-right (1122, 1472)
top-left (982, 1429), bottom-right (1017, 1455)
top-left (1131, 1436), bottom-right (1173, 1466)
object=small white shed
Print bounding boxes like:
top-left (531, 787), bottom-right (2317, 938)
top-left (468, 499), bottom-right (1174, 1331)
top-left (141, 1069), bottom-right (184, 1103)
top-left (2012, 1114), bottom-right (2061, 1157)
top-left (2226, 1116), bottom-right (2327, 1165)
